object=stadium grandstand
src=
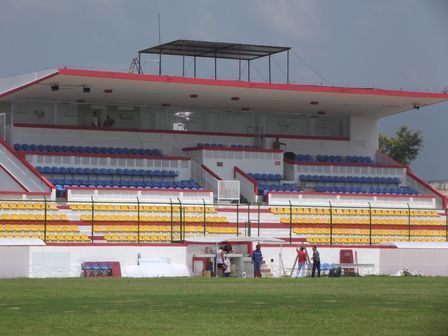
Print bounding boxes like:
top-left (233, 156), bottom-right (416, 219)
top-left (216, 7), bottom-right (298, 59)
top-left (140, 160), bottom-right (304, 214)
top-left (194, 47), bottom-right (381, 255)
top-left (0, 40), bottom-right (447, 278)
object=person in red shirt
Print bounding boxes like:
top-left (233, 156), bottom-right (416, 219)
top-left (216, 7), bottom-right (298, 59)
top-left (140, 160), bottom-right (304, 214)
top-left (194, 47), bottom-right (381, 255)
top-left (296, 244), bottom-right (307, 278)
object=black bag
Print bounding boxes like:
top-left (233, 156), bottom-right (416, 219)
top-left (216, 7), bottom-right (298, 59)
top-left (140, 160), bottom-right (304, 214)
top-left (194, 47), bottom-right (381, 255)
top-left (328, 267), bottom-right (341, 277)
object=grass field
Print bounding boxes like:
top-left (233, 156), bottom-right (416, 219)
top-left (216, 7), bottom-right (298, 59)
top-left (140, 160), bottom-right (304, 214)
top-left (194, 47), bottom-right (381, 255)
top-left (0, 277), bottom-right (447, 336)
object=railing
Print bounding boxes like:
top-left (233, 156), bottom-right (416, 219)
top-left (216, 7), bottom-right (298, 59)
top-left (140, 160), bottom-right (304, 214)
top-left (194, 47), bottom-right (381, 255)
top-left (0, 140), bottom-right (54, 198)
top-left (285, 158), bottom-right (407, 182)
top-left (67, 187), bottom-right (213, 204)
top-left (25, 153), bottom-right (191, 180)
top-left (266, 191), bottom-right (437, 208)
top-left (234, 167), bottom-right (257, 203)
top-left (191, 160), bottom-right (239, 202)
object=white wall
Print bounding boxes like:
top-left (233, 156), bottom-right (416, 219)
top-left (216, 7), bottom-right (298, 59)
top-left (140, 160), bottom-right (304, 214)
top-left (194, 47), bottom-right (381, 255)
top-left (28, 245), bottom-right (187, 278)
top-left (0, 246), bottom-right (30, 278)
top-left (273, 115), bottom-right (378, 158)
top-left (379, 248), bottom-right (448, 276)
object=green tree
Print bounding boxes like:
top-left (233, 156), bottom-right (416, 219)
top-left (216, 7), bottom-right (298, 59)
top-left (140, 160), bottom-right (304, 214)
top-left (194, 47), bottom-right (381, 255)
top-left (379, 125), bottom-right (423, 165)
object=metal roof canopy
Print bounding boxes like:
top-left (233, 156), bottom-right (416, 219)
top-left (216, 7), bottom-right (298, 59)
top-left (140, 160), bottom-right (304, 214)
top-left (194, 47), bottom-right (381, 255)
top-left (138, 39), bottom-right (291, 83)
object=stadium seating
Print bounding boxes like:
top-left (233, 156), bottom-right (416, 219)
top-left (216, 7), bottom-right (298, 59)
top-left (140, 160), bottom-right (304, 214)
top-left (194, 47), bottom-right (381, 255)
top-left (291, 153), bottom-right (374, 164)
top-left (299, 175), bottom-right (401, 185)
top-left (273, 206), bottom-right (445, 245)
top-left (48, 178), bottom-right (203, 192)
top-left (14, 144), bottom-right (163, 156)
top-left (36, 166), bottom-right (178, 179)
top-left (314, 185), bottom-right (418, 195)
top-left (248, 173), bottom-right (283, 182)
top-left (259, 183), bottom-right (300, 195)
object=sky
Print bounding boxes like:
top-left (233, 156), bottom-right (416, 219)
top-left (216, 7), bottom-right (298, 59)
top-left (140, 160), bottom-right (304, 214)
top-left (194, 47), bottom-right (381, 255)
top-left (0, 0), bottom-right (447, 179)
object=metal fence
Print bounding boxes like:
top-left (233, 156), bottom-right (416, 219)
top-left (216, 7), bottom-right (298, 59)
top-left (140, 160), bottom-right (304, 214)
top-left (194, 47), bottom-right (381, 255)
top-left (0, 198), bottom-right (447, 245)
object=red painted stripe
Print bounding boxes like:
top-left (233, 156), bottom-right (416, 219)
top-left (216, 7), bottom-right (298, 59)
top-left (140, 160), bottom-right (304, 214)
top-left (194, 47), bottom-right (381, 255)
top-left (265, 134), bottom-right (350, 141)
top-left (201, 164), bottom-right (222, 180)
top-left (406, 168), bottom-right (446, 208)
top-left (14, 123), bottom-right (255, 138)
top-left (57, 68), bottom-right (448, 99)
top-left (234, 167), bottom-right (258, 194)
top-left (183, 146), bottom-right (282, 153)
top-left (14, 124), bottom-right (355, 142)
top-left (23, 151), bottom-right (190, 161)
top-left (284, 158), bottom-right (405, 168)
top-left (0, 163), bottom-right (28, 192)
top-left (0, 71), bottom-right (59, 98)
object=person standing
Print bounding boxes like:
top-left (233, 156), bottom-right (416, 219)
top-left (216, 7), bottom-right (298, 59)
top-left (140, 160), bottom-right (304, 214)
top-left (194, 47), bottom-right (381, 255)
top-left (216, 245), bottom-right (225, 277)
top-left (296, 245), bottom-right (307, 278)
top-left (311, 246), bottom-right (321, 278)
top-left (224, 257), bottom-right (232, 278)
top-left (252, 244), bottom-right (263, 278)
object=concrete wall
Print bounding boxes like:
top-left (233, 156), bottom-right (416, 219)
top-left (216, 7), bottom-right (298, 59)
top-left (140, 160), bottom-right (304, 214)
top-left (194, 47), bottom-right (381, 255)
top-left (27, 245), bottom-right (187, 278)
top-left (379, 248), bottom-right (448, 276)
top-left (0, 246), bottom-right (30, 278)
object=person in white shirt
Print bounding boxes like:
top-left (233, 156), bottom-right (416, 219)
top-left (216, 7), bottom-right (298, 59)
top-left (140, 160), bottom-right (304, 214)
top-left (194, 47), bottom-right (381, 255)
top-left (91, 112), bottom-right (100, 127)
top-left (216, 245), bottom-right (225, 277)
top-left (224, 257), bottom-right (232, 278)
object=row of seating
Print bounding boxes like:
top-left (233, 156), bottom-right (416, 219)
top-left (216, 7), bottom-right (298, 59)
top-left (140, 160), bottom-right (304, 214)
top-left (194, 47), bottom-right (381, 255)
top-left (0, 224), bottom-right (77, 232)
top-left (53, 179), bottom-right (203, 191)
top-left (103, 228), bottom-right (238, 241)
top-left (69, 204), bottom-right (217, 213)
top-left (315, 185), bottom-right (418, 195)
top-left (15, 144), bottom-right (163, 156)
top-left (299, 175), bottom-right (401, 184)
top-left (94, 225), bottom-right (233, 233)
top-left (38, 166), bottom-right (178, 178)
top-left (292, 153), bottom-right (374, 164)
top-left (80, 214), bottom-right (228, 223)
top-left (95, 225), bottom-right (199, 233)
top-left (0, 202), bottom-right (58, 210)
top-left (197, 143), bottom-right (257, 149)
top-left (280, 216), bottom-right (445, 226)
top-left (248, 173), bottom-right (283, 181)
top-left (0, 213), bottom-right (68, 221)
top-left (305, 235), bottom-right (446, 244)
top-left (271, 207), bottom-right (439, 217)
top-left (258, 183), bottom-right (300, 195)
top-left (294, 227), bottom-right (446, 236)
top-left (0, 233), bottom-right (90, 242)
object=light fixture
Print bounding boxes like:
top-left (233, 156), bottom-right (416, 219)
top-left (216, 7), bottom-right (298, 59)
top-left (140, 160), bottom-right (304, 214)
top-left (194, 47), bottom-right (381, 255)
top-left (51, 84), bottom-right (59, 91)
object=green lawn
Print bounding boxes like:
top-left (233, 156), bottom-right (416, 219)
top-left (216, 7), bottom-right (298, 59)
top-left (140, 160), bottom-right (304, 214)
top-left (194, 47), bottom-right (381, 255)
top-left (0, 277), bottom-right (447, 336)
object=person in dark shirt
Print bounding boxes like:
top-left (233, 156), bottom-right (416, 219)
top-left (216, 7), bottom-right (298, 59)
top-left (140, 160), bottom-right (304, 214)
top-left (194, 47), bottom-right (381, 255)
top-left (311, 246), bottom-right (321, 277)
top-left (272, 137), bottom-right (286, 150)
top-left (251, 244), bottom-right (263, 278)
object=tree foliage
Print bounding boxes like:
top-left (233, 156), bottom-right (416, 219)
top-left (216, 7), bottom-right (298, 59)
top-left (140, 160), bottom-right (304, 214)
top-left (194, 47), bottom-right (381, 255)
top-left (379, 125), bottom-right (423, 165)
